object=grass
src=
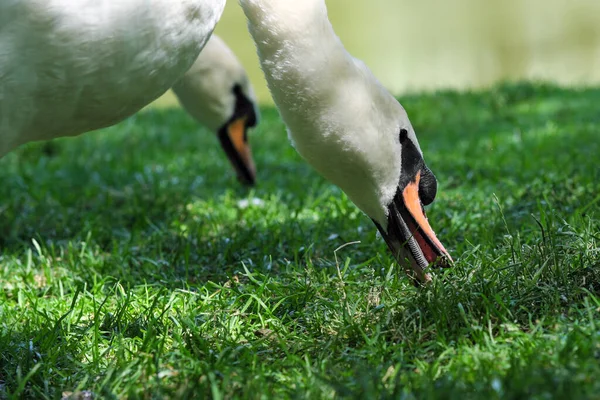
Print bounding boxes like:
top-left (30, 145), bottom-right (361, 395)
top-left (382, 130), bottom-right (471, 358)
top-left (1, 82), bottom-right (599, 399)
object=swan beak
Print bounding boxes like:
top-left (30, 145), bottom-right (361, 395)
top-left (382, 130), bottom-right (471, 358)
top-left (375, 170), bottom-right (452, 284)
top-left (218, 116), bottom-right (257, 186)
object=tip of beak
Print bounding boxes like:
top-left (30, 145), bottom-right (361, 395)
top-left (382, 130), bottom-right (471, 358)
top-left (415, 272), bottom-right (433, 287)
top-left (238, 158), bottom-right (257, 186)
top-left (434, 252), bottom-right (453, 268)
top-left (238, 173), bottom-right (256, 186)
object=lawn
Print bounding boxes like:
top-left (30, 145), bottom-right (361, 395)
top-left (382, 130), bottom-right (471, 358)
top-left (0, 82), bottom-right (599, 399)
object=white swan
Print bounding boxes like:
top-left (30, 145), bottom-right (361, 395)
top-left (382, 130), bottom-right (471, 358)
top-left (1, 0), bottom-right (450, 282)
top-left (240, 0), bottom-right (452, 282)
top-left (0, 0), bottom-right (223, 156)
top-left (172, 34), bottom-right (259, 185)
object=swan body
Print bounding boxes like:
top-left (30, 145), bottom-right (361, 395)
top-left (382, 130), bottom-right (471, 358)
top-left (241, 0), bottom-right (451, 281)
top-left (0, 0), bottom-right (225, 157)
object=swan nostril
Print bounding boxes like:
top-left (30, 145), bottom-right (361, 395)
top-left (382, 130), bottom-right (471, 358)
top-left (419, 166), bottom-right (438, 206)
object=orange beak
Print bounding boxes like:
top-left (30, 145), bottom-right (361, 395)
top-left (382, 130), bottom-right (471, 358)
top-left (218, 116), bottom-right (256, 185)
top-left (374, 171), bottom-right (452, 284)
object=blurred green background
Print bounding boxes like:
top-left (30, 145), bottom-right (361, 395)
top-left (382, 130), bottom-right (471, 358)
top-left (153, 0), bottom-right (600, 106)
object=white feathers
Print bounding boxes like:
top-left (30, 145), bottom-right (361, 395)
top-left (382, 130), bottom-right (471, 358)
top-left (240, 0), bottom-right (424, 227)
top-left (0, 0), bottom-right (225, 157)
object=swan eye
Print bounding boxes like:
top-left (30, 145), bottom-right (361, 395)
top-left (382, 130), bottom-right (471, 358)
top-left (399, 128), bottom-right (408, 144)
top-left (419, 166), bottom-right (438, 205)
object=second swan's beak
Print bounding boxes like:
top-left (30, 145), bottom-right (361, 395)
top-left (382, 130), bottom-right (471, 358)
top-left (218, 115), bottom-right (256, 185)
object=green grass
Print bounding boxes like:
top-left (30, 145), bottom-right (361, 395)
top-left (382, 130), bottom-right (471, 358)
top-left (1, 82), bottom-right (599, 399)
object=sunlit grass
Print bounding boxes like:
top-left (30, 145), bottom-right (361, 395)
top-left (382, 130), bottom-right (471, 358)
top-left (1, 82), bottom-right (599, 399)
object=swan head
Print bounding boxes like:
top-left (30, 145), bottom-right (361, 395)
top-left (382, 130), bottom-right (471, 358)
top-left (215, 82), bottom-right (259, 186)
top-left (369, 125), bottom-right (452, 284)
top-left (280, 75), bottom-right (452, 284)
top-left (172, 34), bottom-right (259, 185)
top-left (275, 69), bottom-right (452, 283)
top-left (279, 92), bottom-right (452, 283)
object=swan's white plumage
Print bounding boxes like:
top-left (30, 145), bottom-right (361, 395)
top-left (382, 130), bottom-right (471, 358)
top-left (0, 0), bottom-right (225, 157)
top-left (240, 0), bottom-right (424, 227)
top-left (172, 34), bottom-right (258, 133)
